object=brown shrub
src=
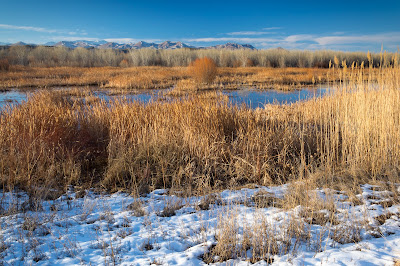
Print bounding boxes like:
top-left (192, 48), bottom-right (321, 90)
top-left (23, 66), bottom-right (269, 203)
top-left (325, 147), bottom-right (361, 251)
top-left (189, 57), bottom-right (217, 84)
top-left (0, 59), bottom-right (10, 71)
top-left (232, 60), bottom-right (242, 68)
top-left (246, 59), bottom-right (254, 67)
top-left (119, 59), bottom-right (129, 68)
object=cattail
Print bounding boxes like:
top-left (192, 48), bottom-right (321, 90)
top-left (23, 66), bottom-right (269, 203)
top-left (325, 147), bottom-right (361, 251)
top-left (367, 51), bottom-right (372, 68)
top-left (334, 56), bottom-right (339, 68)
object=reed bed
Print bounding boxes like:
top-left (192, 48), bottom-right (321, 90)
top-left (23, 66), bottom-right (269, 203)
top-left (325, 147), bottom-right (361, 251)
top-left (0, 66), bottom-right (346, 91)
top-left (0, 64), bottom-right (398, 197)
top-left (0, 66), bottom-right (187, 90)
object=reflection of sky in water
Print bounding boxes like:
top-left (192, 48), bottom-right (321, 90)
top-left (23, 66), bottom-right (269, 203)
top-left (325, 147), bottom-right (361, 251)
top-left (0, 87), bottom-right (330, 110)
top-left (94, 91), bottom-right (156, 103)
top-left (0, 91), bottom-right (27, 108)
top-left (225, 88), bottom-right (329, 108)
top-left (100, 88), bottom-right (329, 108)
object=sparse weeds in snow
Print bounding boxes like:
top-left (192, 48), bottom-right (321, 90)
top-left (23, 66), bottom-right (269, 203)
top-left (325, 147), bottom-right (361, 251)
top-left (59, 234), bottom-right (80, 258)
top-left (126, 199), bottom-right (146, 217)
top-left (0, 182), bottom-right (399, 265)
top-left (116, 227), bottom-right (133, 239)
top-left (79, 196), bottom-right (97, 221)
top-left (330, 221), bottom-right (362, 246)
top-left (21, 214), bottom-right (40, 233)
top-left (375, 212), bottom-right (397, 225)
top-left (158, 197), bottom-right (183, 217)
top-left (252, 190), bottom-right (282, 208)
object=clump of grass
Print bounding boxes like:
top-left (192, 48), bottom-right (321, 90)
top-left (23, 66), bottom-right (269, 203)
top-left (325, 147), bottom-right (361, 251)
top-left (158, 198), bottom-right (183, 217)
top-left (198, 194), bottom-right (222, 210)
top-left (251, 190), bottom-right (281, 208)
top-left (375, 213), bottom-right (395, 225)
top-left (189, 57), bottom-right (217, 84)
top-left (206, 209), bottom-right (241, 262)
top-left (126, 200), bottom-right (146, 217)
top-left (0, 91), bottom-right (109, 193)
top-left (331, 222), bottom-right (362, 245)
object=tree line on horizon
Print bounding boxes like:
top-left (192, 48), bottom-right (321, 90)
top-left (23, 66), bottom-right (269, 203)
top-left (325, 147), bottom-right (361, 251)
top-left (0, 45), bottom-right (397, 69)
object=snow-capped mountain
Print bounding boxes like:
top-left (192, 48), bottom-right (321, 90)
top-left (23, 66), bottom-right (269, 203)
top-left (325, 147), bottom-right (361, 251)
top-left (50, 40), bottom-right (255, 50)
top-left (97, 42), bottom-right (126, 49)
top-left (157, 41), bottom-right (194, 49)
top-left (2, 40), bottom-right (256, 50)
top-left (131, 41), bottom-right (159, 49)
top-left (11, 41), bottom-right (31, 46)
top-left (52, 40), bottom-right (108, 49)
top-left (209, 42), bottom-right (256, 50)
top-left (99, 41), bottom-right (194, 50)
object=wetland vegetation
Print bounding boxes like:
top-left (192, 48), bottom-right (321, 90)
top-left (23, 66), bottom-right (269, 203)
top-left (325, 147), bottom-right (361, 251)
top-left (0, 47), bottom-right (399, 265)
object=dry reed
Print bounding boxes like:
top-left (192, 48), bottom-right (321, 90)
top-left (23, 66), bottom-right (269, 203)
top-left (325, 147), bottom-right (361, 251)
top-left (0, 63), bottom-right (398, 196)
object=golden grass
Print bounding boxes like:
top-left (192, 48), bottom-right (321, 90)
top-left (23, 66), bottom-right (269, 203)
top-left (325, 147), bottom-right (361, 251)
top-left (0, 66), bottom-right (346, 91)
top-left (0, 66), bottom-right (188, 90)
top-left (0, 64), bottom-right (398, 196)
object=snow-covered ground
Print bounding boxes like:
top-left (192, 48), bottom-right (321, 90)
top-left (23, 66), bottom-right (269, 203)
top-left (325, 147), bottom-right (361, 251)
top-left (0, 184), bottom-right (399, 265)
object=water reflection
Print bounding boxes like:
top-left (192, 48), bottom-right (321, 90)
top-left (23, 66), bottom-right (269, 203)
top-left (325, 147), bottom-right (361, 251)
top-left (0, 90), bottom-right (27, 108)
top-left (225, 87), bottom-right (328, 108)
top-left (0, 87), bottom-right (329, 110)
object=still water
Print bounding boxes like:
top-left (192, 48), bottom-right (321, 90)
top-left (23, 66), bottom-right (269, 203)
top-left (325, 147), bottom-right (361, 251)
top-left (0, 90), bottom-right (27, 108)
top-left (0, 87), bottom-right (329, 109)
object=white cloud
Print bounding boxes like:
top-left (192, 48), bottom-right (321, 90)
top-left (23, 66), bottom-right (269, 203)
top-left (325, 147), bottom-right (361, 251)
top-left (0, 24), bottom-right (57, 33)
top-left (49, 37), bottom-right (163, 44)
top-left (105, 38), bottom-right (138, 43)
top-left (185, 37), bottom-right (280, 43)
top-left (226, 31), bottom-right (276, 36)
top-left (315, 33), bottom-right (400, 45)
top-left (284, 34), bottom-right (314, 43)
top-left (104, 38), bottom-right (162, 43)
top-left (186, 32), bottom-right (400, 51)
top-left (48, 36), bottom-right (101, 42)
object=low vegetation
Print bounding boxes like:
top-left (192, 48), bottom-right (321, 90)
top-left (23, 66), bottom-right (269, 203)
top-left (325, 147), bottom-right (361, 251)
top-left (0, 55), bottom-right (399, 264)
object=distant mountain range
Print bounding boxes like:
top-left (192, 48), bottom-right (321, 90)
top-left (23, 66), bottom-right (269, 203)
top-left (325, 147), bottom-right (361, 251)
top-left (210, 43), bottom-right (256, 50)
top-left (0, 40), bottom-right (256, 50)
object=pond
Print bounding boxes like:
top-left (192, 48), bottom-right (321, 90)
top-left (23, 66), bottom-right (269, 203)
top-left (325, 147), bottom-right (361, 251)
top-left (224, 87), bottom-right (328, 108)
top-left (0, 90), bottom-right (27, 108)
top-left (0, 87), bottom-right (330, 109)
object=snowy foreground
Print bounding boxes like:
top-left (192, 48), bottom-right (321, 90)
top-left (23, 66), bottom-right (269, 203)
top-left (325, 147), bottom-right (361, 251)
top-left (0, 184), bottom-right (399, 265)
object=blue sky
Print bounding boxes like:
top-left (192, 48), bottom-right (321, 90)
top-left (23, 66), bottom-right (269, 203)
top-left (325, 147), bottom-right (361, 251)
top-left (0, 0), bottom-right (399, 51)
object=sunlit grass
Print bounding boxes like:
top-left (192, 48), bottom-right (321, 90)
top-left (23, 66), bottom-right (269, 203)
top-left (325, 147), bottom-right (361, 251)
top-left (0, 66), bottom-right (347, 91)
top-left (0, 64), bottom-right (398, 195)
